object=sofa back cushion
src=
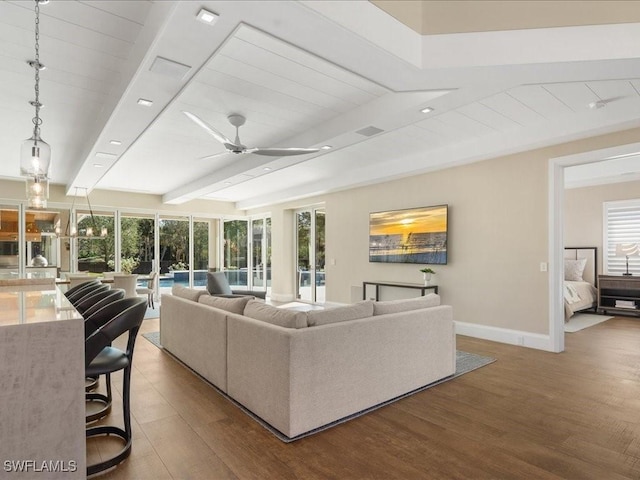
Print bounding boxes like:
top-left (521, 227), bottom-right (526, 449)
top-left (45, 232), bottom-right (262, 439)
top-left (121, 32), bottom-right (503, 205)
top-left (307, 300), bottom-right (374, 327)
top-left (243, 299), bottom-right (308, 329)
top-left (199, 294), bottom-right (253, 315)
top-left (206, 272), bottom-right (233, 295)
top-left (373, 293), bottom-right (441, 316)
top-left (172, 285), bottom-right (207, 302)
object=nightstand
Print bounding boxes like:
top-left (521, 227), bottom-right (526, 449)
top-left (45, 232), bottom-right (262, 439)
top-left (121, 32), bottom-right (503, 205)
top-left (597, 275), bottom-right (640, 316)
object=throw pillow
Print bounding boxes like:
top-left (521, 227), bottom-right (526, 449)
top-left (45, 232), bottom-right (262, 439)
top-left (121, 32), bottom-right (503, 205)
top-left (243, 299), bottom-right (308, 329)
top-left (564, 258), bottom-right (587, 281)
top-left (206, 272), bottom-right (233, 295)
top-left (199, 294), bottom-right (253, 315)
top-left (307, 301), bottom-right (374, 327)
top-left (373, 293), bottom-right (441, 316)
top-left (172, 285), bottom-right (207, 302)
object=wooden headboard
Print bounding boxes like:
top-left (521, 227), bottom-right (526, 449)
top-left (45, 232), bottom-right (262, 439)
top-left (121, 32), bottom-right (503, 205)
top-left (564, 247), bottom-right (598, 287)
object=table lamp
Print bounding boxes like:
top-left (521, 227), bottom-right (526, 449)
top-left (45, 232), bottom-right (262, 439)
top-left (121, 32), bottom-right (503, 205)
top-left (615, 243), bottom-right (640, 276)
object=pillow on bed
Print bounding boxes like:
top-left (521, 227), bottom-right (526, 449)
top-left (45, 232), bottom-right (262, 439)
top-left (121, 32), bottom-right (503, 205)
top-left (564, 258), bottom-right (587, 281)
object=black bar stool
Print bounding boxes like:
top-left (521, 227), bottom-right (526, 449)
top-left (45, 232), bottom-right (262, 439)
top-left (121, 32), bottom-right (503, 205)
top-left (82, 289), bottom-right (126, 393)
top-left (65, 279), bottom-right (101, 303)
top-left (85, 297), bottom-right (147, 476)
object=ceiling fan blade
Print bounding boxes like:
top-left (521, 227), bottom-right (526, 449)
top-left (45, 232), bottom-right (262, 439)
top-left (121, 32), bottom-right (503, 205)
top-left (183, 111), bottom-right (234, 146)
top-left (252, 147), bottom-right (320, 157)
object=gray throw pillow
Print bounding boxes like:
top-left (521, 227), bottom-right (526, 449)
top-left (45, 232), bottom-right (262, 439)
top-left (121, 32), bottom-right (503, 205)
top-left (307, 300), bottom-right (374, 327)
top-left (243, 299), bottom-right (308, 329)
top-left (206, 272), bottom-right (233, 295)
top-left (373, 293), bottom-right (441, 316)
top-left (199, 294), bottom-right (253, 315)
top-left (172, 285), bottom-right (207, 302)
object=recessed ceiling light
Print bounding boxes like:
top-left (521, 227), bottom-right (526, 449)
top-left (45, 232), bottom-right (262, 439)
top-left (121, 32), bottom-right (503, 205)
top-left (93, 163), bottom-right (104, 168)
top-left (197, 8), bottom-right (218, 24)
top-left (95, 152), bottom-right (117, 159)
top-left (223, 181), bottom-right (232, 185)
top-left (588, 100), bottom-right (606, 110)
top-left (109, 140), bottom-right (122, 146)
top-left (137, 98), bottom-right (153, 107)
top-left (263, 167), bottom-right (272, 171)
top-left (420, 107), bottom-right (434, 114)
top-left (320, 145), bottom-right (332, 150)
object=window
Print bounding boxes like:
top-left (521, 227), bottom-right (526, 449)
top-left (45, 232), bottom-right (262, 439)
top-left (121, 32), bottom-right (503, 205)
top-left (77, 210), bottom-right (115, 274)
top-left (193, 218), bottom-right (213, 288)
top-left (604, 200), bottom-right (640, 275)
top-left (159, 216), bottom-right (190, 283)
top-left (121, 214), bottom-right (155, 274)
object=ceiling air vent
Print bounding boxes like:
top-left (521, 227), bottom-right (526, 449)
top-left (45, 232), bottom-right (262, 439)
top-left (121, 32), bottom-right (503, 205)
top-left (355, 126), bottom-right (384, 137)
top-left (149, 56), bottom-right (191, 80)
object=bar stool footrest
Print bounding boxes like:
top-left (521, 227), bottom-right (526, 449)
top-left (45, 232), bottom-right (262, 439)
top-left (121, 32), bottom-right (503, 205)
top-left (86, 425), bottom-right (131, 476)
top-left (86, 392), bottom-right (111, 423)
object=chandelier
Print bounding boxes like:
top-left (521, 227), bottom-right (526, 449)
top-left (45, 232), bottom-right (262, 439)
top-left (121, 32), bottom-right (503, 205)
top-left (56, 188), bottom-right (108, 239)
top-left (20, 0), bottom-right (51, 209)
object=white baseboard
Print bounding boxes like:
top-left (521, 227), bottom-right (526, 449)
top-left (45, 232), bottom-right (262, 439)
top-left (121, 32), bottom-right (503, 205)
top-left (269, 292), bottom-right (296, 303)
top-left (455, 321), bottom-right (553, 352)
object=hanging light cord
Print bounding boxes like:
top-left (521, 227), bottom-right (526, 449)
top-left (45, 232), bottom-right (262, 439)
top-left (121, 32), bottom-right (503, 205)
top-left (32, 0), bottom-right (43, 142)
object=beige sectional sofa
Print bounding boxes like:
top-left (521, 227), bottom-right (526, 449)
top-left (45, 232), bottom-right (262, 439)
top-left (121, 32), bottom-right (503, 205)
top-left (160, 286), bottom-right (456, 439)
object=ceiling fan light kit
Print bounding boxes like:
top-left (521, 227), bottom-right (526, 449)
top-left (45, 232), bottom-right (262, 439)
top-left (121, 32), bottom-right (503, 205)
top-left (183, 111), bottom-right (321, 159)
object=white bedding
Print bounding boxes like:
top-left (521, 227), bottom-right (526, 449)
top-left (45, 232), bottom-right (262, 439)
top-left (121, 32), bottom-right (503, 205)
top-left (564, 280), bottom-right (597, 320)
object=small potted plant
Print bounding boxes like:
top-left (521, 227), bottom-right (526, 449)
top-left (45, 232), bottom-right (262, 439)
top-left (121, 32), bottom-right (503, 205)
top-left (419, 267), bottom-right (436, 286)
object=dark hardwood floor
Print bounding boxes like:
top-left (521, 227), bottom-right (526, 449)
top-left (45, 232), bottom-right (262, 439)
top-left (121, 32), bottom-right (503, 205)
top-left (88, 315), bottom-right (640, 479)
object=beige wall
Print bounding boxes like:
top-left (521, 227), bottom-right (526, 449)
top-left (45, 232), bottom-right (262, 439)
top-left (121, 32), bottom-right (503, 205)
top-left (565, 179), bottom-right (640, 275)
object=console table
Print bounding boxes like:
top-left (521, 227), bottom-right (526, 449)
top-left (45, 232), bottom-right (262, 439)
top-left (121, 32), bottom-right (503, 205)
top-left (363, 281), bottom-right (438, 301)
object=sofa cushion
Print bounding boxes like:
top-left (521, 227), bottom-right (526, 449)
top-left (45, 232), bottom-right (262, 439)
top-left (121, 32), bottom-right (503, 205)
top-left (199, 294), bottom-right (253, 315)
top-left (172, 285), bottom-right (207, 302)
top-left (373, 293), bottom-right (441, 316)
top-left (243, 299), bottom-right (308, 329)
top-left (207, 272), bottom-right (233, 295)
top-left (307, 300), bottom-right (374, 327)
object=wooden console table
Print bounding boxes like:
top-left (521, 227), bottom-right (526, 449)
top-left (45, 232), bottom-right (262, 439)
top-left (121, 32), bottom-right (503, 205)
top-left (362, 281), bottom-right (438, 301)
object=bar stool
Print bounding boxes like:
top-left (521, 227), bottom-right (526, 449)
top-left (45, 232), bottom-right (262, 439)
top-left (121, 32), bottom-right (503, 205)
top-left (74, 285), bottom-right (111, 316)
top-left (65, 279), bottom-right (100, 303)
top-left (82, 289), bottom-right (125, 320)
top-left (85, 297), bottom-right (147, 476)
top-left (83, 289), bottom-right (125, 394)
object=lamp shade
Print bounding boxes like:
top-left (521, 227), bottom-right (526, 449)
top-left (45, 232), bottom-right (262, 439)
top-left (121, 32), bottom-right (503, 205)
top-left (616, 243), bottom-right (640, 257)
top-left (25, 175), bottom-right (49, 209)
top-left (20, 134), bottom-right (51, 178)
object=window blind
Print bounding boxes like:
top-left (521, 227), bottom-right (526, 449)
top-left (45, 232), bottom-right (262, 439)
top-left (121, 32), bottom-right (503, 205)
top-left (604, 200), bottom-right (640, 275)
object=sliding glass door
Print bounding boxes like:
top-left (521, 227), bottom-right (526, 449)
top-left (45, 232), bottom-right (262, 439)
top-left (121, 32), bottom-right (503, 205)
top-left (222, 217), bottom-right (270, 295)
top-left (296, 208), bottom-right (325, 303)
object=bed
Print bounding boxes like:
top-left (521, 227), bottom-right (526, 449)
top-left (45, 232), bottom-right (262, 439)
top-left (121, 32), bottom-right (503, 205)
top-left (564, 247), bottom-right (598, 320)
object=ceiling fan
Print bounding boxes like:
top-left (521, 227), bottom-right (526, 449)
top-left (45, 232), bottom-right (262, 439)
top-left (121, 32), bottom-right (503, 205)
top-left (183, 111), bottom-right (320, 160)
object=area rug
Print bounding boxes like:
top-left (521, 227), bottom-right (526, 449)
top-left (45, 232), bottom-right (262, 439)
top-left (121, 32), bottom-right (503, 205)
top-left (564, 312), bottom-right (613, 332)
top-left (143, 305), bottom-right (160, 320)
top-left (142, 332), bottom-right (495, 442)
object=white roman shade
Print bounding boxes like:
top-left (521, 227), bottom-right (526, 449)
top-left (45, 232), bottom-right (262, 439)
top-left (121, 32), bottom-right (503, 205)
top-left (604, 200), bottom-right (640, 275)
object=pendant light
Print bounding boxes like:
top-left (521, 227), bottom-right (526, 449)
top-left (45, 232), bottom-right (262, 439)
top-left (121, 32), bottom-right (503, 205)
top-left (57, 188), bottom-right (108, 239)
top-left (21, 0), bottom-right (51, 208)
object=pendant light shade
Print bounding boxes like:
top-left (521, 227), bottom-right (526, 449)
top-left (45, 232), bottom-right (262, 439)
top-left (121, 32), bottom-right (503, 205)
top-left (25, 175), bottom-right (49, 209)
top-left (20, 133), bottom-right (51, 177)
